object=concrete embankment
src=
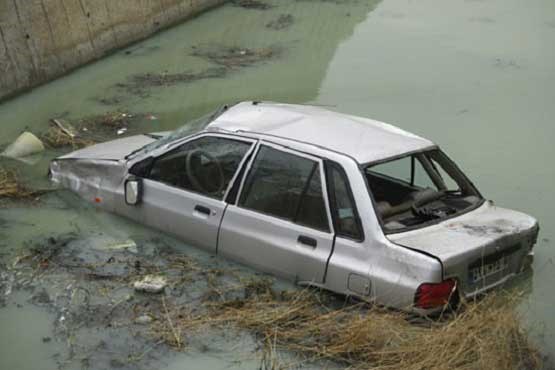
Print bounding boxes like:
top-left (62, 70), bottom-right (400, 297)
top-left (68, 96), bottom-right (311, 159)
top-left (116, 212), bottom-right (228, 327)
top-left (0, 0), bottom-right (226, 101)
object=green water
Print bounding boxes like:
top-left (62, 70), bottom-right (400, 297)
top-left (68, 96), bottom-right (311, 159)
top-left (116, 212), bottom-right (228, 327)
top-left (1, 0), bottom-right (554, 368)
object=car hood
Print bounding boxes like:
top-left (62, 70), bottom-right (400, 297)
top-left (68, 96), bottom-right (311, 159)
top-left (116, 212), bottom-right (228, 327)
top-left (59, 135), bottom-right (156, 161)
top-left (388, 201), bottom-right (538, 266)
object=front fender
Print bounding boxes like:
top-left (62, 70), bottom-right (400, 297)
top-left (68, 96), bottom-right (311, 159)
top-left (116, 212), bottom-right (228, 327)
top-left (50, 158), bottom-right (128, 210)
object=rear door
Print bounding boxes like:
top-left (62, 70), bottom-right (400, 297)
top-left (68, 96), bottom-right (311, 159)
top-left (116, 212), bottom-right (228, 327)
top-left (133, 134), bottom-right (255, 253)
top-left (218, 142), bottom-right (335, 283)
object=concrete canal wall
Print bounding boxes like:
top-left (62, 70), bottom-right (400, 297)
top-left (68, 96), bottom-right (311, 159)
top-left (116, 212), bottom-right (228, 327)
top-left (0, 0), bottom-right (226, 101)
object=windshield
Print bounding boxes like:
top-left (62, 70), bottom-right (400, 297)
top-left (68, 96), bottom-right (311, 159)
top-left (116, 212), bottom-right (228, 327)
top-left (126, 105), bottom-right (229, 159)
top-left (365, 149), bottom-right (483, 233)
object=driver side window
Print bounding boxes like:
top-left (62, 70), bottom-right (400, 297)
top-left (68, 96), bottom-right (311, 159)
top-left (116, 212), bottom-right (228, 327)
top-left (147, 136), bottom-right (252, 200)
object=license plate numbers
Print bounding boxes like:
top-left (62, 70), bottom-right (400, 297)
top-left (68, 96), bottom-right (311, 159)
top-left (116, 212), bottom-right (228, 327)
top-left (469, 256), bottom-right (508, 283)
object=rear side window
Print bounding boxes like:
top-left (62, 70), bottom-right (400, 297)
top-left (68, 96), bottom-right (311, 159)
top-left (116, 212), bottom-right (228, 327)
top-left (239, 145), bottom-right (330, 232)
top-left (326, 162), bottom-right (363, 240)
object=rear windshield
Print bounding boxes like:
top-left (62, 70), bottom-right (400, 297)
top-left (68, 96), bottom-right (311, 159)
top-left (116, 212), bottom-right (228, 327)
top-left (365, 149), bottom-right (483, 233)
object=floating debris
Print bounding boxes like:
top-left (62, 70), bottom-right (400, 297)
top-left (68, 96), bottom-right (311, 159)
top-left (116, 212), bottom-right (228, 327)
top-left (115, 45), bottom-right (280, 98)
top-left (41, 127), bottom-right (94, 149)
top-left (117, 67), bottom-right (227, 97)
top-left (133, 275), bottom-right (168, 293)
top-left (230, 0), bottom-right (273, 10)
top-left (191, 45), bottom-right (280, 68)
top-left (99, 239), bottom-right (138, 254)
top-left (1, 132), bottom-right (45, 159)
top-left (134, 314), bottom-right (154, 325)
top-left (0, 167), bottom-right (37, 200)
top-left (127, 67), bottom-right (227, 88)
top-left (42, 111), bottom-right (147, 149)
top-left (266, 14), bottom-right (294, 30)
top-left (493, 57), bottom-right (522, 70)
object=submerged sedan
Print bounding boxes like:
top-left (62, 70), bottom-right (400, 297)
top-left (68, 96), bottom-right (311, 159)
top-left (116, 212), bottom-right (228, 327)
top-left (49, 101), bottom-right (539, 312)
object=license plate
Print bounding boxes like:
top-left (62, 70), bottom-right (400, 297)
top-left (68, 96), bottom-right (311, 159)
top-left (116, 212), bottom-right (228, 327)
top-left (469, 256), bottom-right (509, 283)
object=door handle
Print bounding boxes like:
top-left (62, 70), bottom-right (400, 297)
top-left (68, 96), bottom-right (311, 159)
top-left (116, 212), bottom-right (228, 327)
top-left (194, 205), bottom-right (211, 215)
top-left (298, 235), bottom-right (317, 248)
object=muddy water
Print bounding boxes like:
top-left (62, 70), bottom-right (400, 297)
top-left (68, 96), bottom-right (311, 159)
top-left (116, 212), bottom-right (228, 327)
top-left (0, 0), bottom-right (554, 368)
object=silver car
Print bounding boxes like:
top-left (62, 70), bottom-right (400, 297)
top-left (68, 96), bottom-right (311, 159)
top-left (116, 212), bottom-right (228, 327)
top-left (49, 101), bottom-right (539, 313)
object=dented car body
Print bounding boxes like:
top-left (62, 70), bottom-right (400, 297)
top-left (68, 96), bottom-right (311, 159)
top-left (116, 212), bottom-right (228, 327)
top-left (49, 101), bottom-right (539, 313)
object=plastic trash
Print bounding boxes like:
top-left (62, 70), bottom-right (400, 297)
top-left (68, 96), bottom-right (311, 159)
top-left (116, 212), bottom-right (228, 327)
top-left (133, 275), bottom-right (167, 293)
top-left (103, 239), bottom-right (137, 253)
top-left (135, 314), bottom-right (154, 324)
top-left (1, 132), bottom-right (45, 158)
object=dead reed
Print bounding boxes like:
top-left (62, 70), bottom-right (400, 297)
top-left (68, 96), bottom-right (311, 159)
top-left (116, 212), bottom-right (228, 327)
top-left (0, 167), bottom-right (35, 199)
top-left (41, 125), bottom-right (96, 149)
top-left (157, 285), bottom-right (540, 370)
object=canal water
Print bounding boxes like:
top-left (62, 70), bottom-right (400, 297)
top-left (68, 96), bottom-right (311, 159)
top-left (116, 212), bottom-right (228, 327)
top-left (1, 0), bottom-right (554, 368)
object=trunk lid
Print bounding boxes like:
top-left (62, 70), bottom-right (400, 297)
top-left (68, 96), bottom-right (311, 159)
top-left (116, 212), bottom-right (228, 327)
top-left (389, 201), bottom-right (538, 295)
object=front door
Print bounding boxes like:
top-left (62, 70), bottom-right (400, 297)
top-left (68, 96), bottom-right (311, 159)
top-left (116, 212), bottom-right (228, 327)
top-left (132, 134), bottom-right (255, 253)
top-left (218, 143), bottom-right (335, 283)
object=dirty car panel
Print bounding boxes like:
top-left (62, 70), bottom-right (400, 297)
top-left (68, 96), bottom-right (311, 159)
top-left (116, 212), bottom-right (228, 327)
top-left (389, 201), bottom-right (539, 298)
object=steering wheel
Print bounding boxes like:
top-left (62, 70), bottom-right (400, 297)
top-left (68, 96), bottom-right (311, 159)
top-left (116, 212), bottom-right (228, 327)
top-left (185, 149), bottom-right (225, 195)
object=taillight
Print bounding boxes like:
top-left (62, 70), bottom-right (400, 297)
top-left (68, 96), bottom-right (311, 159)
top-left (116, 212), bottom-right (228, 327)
top-left (414, 279), bottom-right (457, 309)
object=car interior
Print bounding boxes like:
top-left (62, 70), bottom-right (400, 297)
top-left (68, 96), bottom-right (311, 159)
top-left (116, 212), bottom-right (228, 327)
top-left (365, 150), bottom-right (482, 232)
top-left (146, 137), bottom-right (251, 199)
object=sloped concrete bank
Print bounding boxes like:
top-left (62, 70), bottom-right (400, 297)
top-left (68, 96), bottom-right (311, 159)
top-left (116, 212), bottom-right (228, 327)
top-left (0, 0), bottom-right (226, 101)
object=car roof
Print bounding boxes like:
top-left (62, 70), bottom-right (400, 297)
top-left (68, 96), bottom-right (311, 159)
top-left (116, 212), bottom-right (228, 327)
top-left (207, 101), bottom-right (435, 164)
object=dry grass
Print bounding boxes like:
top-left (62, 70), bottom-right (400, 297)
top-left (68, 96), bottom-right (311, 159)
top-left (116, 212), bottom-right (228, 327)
top-left (0, 167), bottom-right (36, 199)
top-left (155, 285), bottom-right (540, 370)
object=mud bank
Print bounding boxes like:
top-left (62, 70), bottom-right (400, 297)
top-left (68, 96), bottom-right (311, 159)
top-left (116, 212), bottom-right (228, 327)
top-left (0, 0), bottom-right (226, 102)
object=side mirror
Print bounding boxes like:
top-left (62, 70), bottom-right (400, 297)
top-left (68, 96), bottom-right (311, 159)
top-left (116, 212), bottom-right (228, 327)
top-left (125, 176), bottom-right (143, 205)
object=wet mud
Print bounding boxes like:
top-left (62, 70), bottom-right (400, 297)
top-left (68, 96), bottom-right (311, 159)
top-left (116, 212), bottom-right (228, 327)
top-left (0, 231), bottom-right (274, 369)
top-left (266, 14), bottom-right (295, 30)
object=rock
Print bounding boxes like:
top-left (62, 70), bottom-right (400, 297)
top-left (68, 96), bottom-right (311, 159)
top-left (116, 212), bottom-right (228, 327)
top-left (133, 275), bottom-right (167, 293)
top-left (134, 314), bottom-right (153, 324)
top-left (1, 132), bottom-right (45, 158)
